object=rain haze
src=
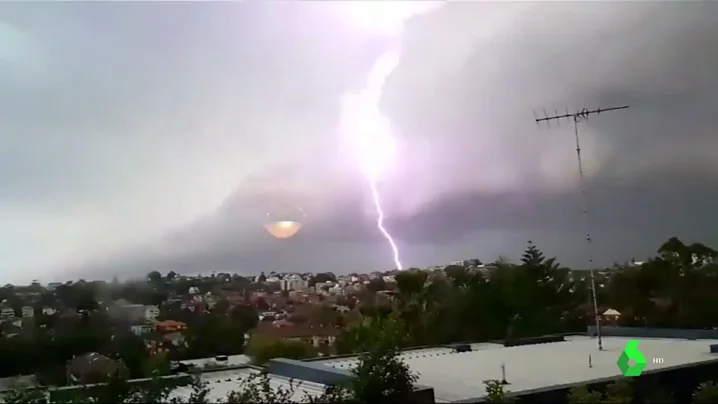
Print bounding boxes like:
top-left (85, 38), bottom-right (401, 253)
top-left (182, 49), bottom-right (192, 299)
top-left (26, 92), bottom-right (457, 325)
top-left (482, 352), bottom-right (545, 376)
top-left (1, 2), bottom-right (717, 283)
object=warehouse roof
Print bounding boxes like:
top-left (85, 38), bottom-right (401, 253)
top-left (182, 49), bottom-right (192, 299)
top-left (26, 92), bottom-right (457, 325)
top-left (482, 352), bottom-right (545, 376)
top-left (169, 368), bottom-right (326, 402)
top-left (312, 335), bottom-right (718, 402)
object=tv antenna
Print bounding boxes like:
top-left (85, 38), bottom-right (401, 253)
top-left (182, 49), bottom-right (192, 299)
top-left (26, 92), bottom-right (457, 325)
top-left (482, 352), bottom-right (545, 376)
top-left (533, 105), bottom-right (629, 352)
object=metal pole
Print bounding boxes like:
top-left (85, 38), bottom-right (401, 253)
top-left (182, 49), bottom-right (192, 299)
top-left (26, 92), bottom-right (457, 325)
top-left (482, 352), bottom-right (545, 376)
top-left (534, 105), bottom-right (629, 352)
top-left (573, 117), bottom-right (602, 351)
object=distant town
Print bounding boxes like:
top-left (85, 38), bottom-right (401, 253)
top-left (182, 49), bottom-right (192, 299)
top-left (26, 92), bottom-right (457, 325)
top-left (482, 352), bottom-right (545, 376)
top-left (1, 258), bottom-right (626, 351)
top-left (1, 237), bottom-right (717, 403)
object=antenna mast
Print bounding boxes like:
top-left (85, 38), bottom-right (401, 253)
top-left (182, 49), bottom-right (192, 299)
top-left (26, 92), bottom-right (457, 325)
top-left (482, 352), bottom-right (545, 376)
top-left (533, 105), bottom-right (629, 352)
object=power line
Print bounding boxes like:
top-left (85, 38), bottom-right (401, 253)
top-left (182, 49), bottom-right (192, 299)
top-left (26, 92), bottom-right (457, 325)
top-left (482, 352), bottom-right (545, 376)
top-left (533, 105), bottom-right (629, 352)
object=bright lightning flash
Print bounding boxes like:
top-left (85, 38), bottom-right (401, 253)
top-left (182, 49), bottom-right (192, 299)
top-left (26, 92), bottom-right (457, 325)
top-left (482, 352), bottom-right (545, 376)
top-left (338, 3), bottom-right (440, 271)
top-left (340, 52), bottom-right (402, 270)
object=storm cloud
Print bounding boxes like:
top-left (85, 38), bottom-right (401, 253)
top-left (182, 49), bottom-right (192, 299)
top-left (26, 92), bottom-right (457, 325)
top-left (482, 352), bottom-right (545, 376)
top-left (1, 2), bottom-right (717, 282)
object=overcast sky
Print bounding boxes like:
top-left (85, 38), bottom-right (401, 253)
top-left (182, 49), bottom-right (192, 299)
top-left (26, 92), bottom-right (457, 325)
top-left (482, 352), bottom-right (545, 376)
top-left (1, 2), bottom-right (717, 283)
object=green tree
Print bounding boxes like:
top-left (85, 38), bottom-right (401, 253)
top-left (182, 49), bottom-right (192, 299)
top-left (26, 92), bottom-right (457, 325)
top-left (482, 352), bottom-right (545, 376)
top-left (144, 352), bottom-right (171, 378)
top-left (337, 313), bottom-right (408, 355)
top-left (147, 271), bottom-right (163, 285)
top-left (567, 385), bottom-right (603, 404)
top-left (443, 265), bottom-right (470, 286)
top-left (255, 297), bottom-right (270, 311)
top-left (2, 388), bottom-right (48, 404)
top-left (229, 304), bottom-right (259, 332)
top-left (350, 345), bottom-right (417, 403)
top-left (185, 315), bottom-right (245, 359)
top-left (313, 273), bottom-right (337, 284)
top-left (225, 372), bottom-right (297, 404)
top-left (115, 332), bottom-right (149, 379)
top-left (212, 299), bottom-right (230, 316)
top-left (693, 381), bottom-right (718, 403)
top-left (308, 305), bottom-right (340, 327)
top-left (510, 241), bottom-right (566, 336)
top-left (394, 270), bottom-right (427, 297)
top-left (365, 278), bottom-right (386, 293)
top-left (334, 314), bottom-right (418, 403)
top-left (602, 379), bottom-right (634, 404)
top-left (246, 338), bottom-right (316, 365)
top-left (483, 380), bottom-right (513, 403)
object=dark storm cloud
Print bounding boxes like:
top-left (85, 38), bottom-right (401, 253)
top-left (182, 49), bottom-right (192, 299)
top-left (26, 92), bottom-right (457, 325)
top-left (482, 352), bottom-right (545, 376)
top-left (1, 2), bottom-right (717, 281)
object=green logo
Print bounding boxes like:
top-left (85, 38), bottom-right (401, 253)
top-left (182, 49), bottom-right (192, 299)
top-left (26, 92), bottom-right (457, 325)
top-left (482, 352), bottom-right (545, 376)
top-left (617, 340), bottom-right (647, 376)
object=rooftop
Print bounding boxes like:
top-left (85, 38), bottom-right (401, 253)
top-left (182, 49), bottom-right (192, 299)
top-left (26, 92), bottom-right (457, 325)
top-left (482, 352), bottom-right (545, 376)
top-left (311, 335), bottom-right (718, 402)
top-left (0, 375), bottom-right (36, 391)
top-left (169, 368), bottom-right (326, 402)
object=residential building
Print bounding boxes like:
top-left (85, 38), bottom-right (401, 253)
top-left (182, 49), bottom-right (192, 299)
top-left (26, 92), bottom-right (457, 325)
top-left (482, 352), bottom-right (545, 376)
top-left (145, 338), bottom-right (180, 355)
top-left (156, 320), bottom-right (187, 334)
top-left (130, 324), bottom-right (154, 336)
top-left (0, 307), bottom-right (14, 320)
top-left (383, 275), bottom-right (396, 283)
top-left (188, 300), bottom-right (208, 313)
top-left (280, 277), bottom-right (309, 292)
top-left (42, 307), bottom-right (57, 316)
top-left (21, 306), bottom-right (34, 318)
top-left (601, 308), bottom-right (622, 325)
top-left (144, 305), bottom-right (160, 322)
top-left (66, 353), bottom-right (121, 384)
top-left (470, 264), bottom-right (496, 276)
top-left (109, 302), bottom-right (145, 323)
top-left (0, 320), bottom-right (22, 337)
top-left (46, 282), bottom-right (62, 291)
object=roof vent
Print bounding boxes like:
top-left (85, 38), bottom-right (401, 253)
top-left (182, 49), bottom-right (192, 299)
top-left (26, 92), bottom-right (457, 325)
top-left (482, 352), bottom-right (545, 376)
top-left (501, 363), bottom-right (510, 385)
top-left (452, 344), bottom-right (472, 353)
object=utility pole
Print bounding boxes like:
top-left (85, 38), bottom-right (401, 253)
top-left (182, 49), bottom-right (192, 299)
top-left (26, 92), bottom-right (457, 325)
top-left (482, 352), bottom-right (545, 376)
top-left (534, 105), bottom-right (629, 352)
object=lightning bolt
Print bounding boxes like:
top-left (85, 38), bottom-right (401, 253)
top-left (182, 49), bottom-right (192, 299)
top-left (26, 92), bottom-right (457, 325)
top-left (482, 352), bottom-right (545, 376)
top-left (340, 50), bottom-right (403, 271)
top-left (369, 175), bottom-right (402, 270)
top-left (338, 3), bottom-right (440, 271)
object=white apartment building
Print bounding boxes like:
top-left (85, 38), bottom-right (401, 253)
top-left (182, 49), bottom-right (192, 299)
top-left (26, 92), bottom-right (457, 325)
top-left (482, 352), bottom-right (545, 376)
top-left (131, 324), bottom-right (154, 336)
top-left (42, 307), bottom-right (57, 316)
top-left (21, 306), bottom-right (34, 318)
top-left (280, 277), bottom-right (309, 292)
top-left (144, 305), bottom-right (160, 322)
top-left (46, 282), bottom-right (62, 291)
top-left (110, 303), bottom-right (150, 323)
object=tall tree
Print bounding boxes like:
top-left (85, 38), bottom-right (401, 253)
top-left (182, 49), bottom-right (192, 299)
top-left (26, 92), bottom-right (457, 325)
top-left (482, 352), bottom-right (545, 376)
top-left (394, 270), bottom-right (427, 297)
top-left (147, 271), bottom-right (163, 285)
